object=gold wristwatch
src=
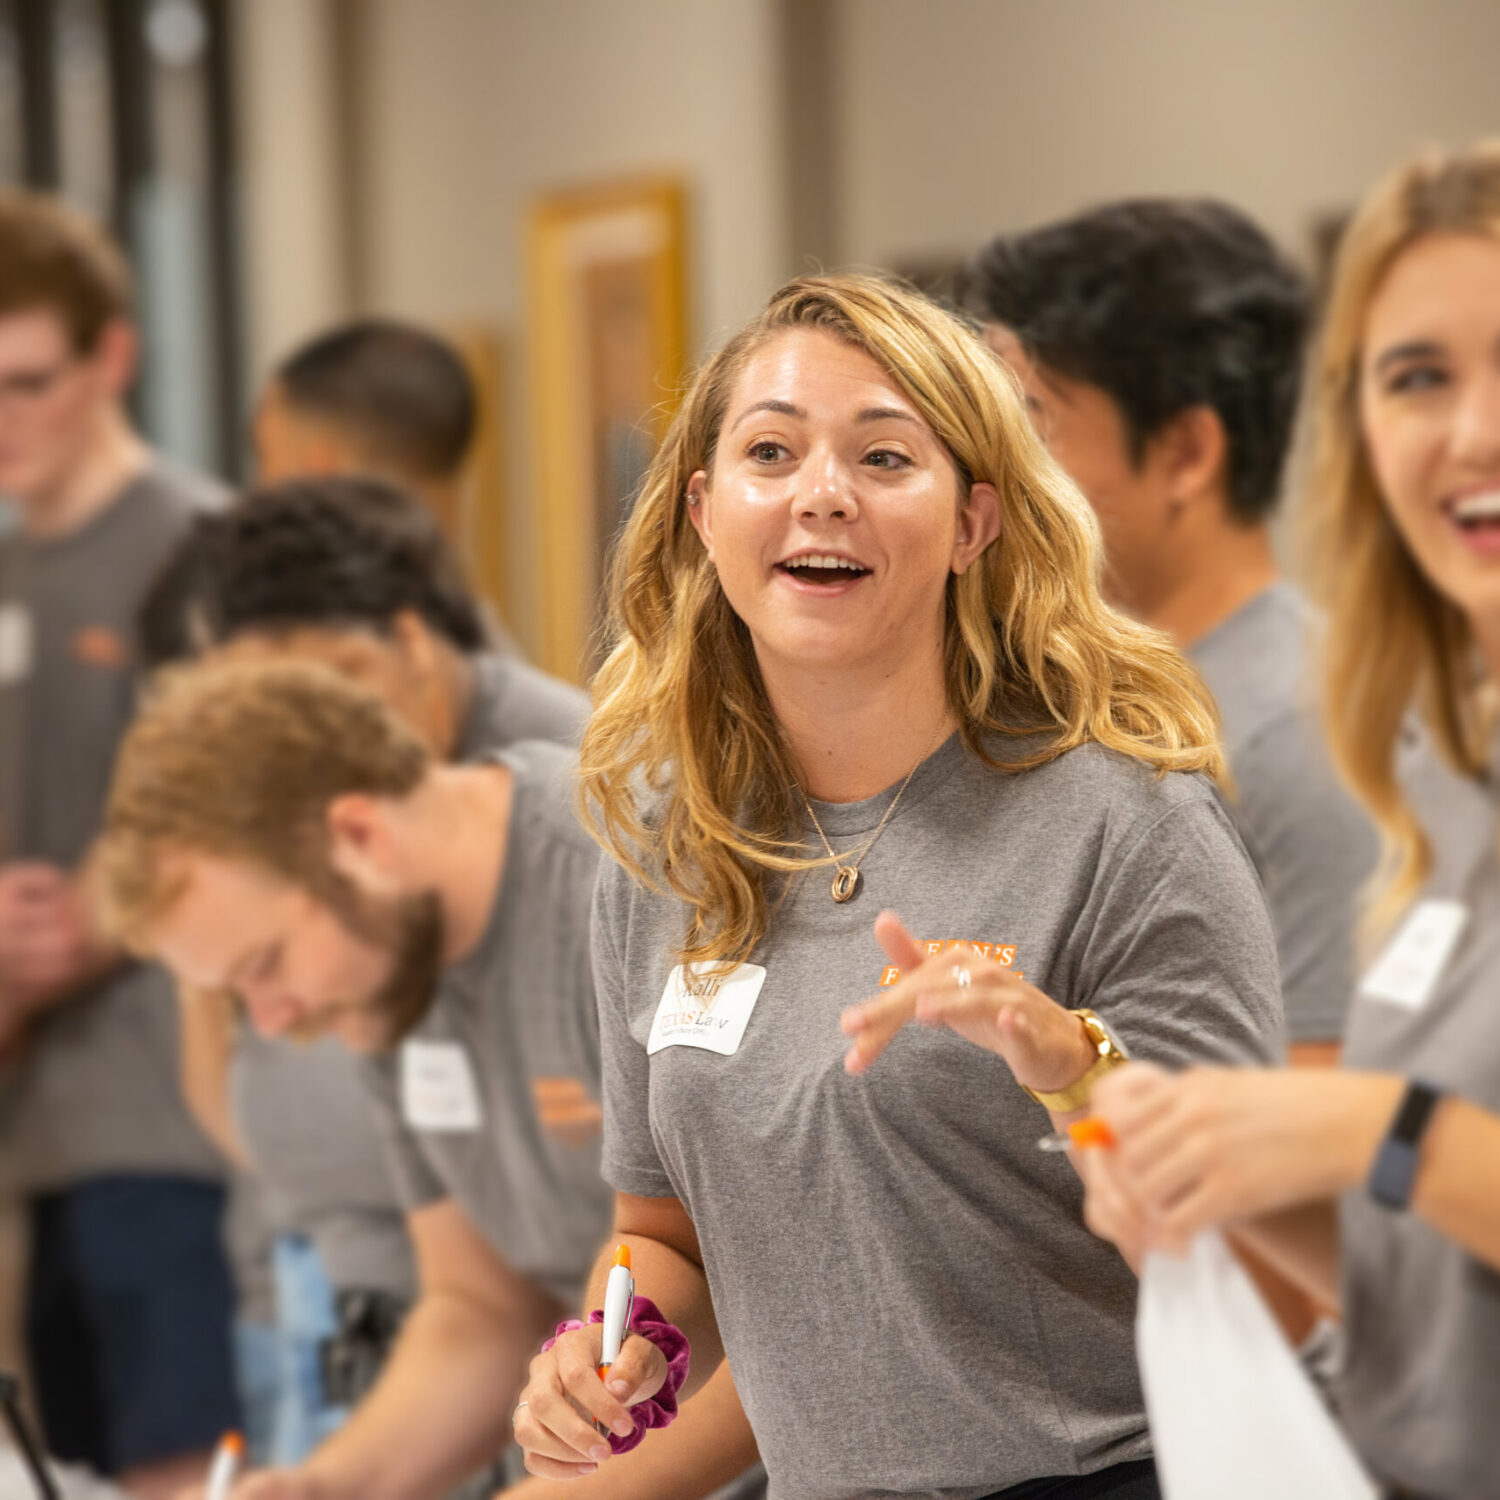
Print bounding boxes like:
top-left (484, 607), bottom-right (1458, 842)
top-left (1022, 1009), bottom-right (1129, 1113)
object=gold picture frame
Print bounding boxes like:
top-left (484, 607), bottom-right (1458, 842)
top-left (527, 176), bottom-right (690, 683)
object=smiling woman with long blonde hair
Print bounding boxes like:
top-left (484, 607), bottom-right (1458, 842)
top-left (1081, 144), bottom-right (1500, 1500)
top-left (514, 274), bottom-right (1281, 1499)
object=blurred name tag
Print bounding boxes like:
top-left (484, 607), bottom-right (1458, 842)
top-left (1358, 899), bottom-right (1467, 1012)
top-left (0, 606), bottom-right (32, 685)
top-left (648, 963), bottom-right (766, 1056)
top-left (402, 1040), bottom-right (482, 1132)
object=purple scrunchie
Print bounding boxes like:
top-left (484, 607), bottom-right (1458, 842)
top-left (542, 1293), bottom-right (692, 1454)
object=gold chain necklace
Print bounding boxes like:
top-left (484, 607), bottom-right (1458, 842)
top-left (797, 729), bottom-right (946, 903)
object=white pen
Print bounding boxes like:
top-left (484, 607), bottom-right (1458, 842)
top-left (596, 1243), bottom-right (636, 1379)
top-left (205, 1431), bottom-right (244, 1500)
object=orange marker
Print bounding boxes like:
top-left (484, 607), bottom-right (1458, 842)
top-left (1068, 1118), bottom-right (1117, 1150)
top-left (597, 1244), bottom-right (635, 1379)
top-left (1037, 1118), bottom-right (1118, 1152)
top-left (205, 1431), bottom-right (244, 1500)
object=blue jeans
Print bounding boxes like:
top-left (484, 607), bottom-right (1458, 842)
top-left (270, 1236), bottom-right (350, 1465)
top-left (233, 1318), bottom-right (279, 1468)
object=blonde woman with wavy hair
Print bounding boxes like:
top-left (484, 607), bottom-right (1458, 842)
top-left (1082, 144), bottom-right (1500, 1500)
top-left (515, 274), bottom-right (1282, 1499)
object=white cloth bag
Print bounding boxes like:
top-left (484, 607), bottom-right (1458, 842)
top-left (1136, 1231), bottom-right (1376, 1500)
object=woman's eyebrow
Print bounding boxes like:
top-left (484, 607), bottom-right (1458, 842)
top-left (729, 399), bottom-right (804, 431)
top-left (855, 406), bottom-right (920, 425)
top-left (1372, 339), bottom-right (1446, 375)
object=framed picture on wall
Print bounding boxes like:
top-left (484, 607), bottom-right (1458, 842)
top-left (446, 324), bottom-right (513, 636)
top-left (527, 175), bottom-right (690, 683)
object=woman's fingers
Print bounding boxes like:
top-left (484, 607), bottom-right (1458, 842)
top-left (873, 909), bottom-right (926, 970)
top-left (599, 1332), bottom-right (668, 1404)
top-left (522, 1376), bottom-right (615, 1465)
top-left (1078, 1148), bottom-right (1150, 1268)
top-left (551, 1334), bottom-right (640, 1436)
top-left (839, 985), bottom-right (919, 1071)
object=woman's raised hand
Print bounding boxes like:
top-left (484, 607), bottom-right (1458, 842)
top-left (839, 911), bottom-right (1096, 1094)
top-left (514, 1323), bottom-right (667, 1480)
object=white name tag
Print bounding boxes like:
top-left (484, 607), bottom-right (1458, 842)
top-left (401, 1039), bottom-right (483, 1132)
top-left (647, 963), bottom-right (766, 1056)
top-left (1359, 898), bottom-right (1468, 1012)
top-left (0, 606), bottom-right (32, 685)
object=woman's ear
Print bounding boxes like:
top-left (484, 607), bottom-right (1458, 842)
top-left (952, 482), bottom-right (1002, 575)
top-left (684, 468), bottom-right (714, 560)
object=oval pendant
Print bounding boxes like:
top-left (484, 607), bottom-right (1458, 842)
top-left (830, 865), bottom-right (861, 903)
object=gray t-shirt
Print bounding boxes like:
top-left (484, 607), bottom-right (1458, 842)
top-left (597, 734), bottom-right (1283, 1500)
top-left (0, 462), bottom-right (227, 1190)
top-left (362, 741), bottom-right (609, 1307)
top-left (227, 649), bottom-right (589, 1299)
top-left (1188, 583), bottom-right (1379, 1042)
top-left (1338, 733), bottom-right (1500, 1500)
top-left (456, 652), bottom-right (589, 758)
top-left (232, 1034), bottom-right (416, 1299)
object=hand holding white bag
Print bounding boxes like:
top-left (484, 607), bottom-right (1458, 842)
top-left (1137, 1231), bottom-right (1375, 1500)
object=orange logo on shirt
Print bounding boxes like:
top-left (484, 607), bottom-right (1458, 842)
top-left (879, 938), bottom-right (1021, 987)
top-left (71, 626), bottom-right (129, 669)
top-left (532, 1076), bottom-right (603, 1147)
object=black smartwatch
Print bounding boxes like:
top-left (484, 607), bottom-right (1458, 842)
top-left (1368, 1079), bottom-right (1445, 1211)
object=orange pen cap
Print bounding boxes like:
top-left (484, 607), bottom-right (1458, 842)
top-left (1068, 1118), bottom-right (1117, 1150)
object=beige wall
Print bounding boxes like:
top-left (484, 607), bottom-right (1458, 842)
top-left (831, 0), bottom-right (1500, 270)
top-left (337, 0), bottom-right (789, 655)
top-left (234, 0), bottom-right (352, 388)
top-left (234, 0), bottom-right (1500, 651)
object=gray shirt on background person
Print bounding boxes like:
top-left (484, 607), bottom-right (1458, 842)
top-left (0, 462), bottom-right (226, 1192)
top-left (597, 733), bottom-right (1283, 1500)
top-left (360, 740), bottom-right (607, 1306)
top-left (1188, 582), bottom-right (1379, 1043)
top-left (226, 649), bottom-right (590, 1305)
top-left (459, 650), bottom-right (589, 755)
top-left (1338, 729), bottom-right (1500, 1500)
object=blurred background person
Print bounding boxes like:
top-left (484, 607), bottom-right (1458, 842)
top-left (140, 476), bottom-right (587, 1473)
top-left (251, 320), bottom-right (479, 542)
top-left (967, 200), bottom-right (1382, 1353)
top-left (1080, 139), bottom-right (1500, 1500)
top-left (98, 659), bottom-right (762, 1500)
top-left (967, 199), bottom-right (1376, 1063)
top-left (0, 190), bottom-right (237, 1498)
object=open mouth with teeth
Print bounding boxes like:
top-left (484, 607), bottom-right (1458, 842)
top-left (1450, 492), bottom-right (1500, 536)
top-left (776, 553), bottom-right (872, 586)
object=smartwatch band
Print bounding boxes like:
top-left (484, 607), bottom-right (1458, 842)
top-left (1368, 1078), bottom-right (1444, 1211)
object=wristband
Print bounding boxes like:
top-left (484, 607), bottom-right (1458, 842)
top-left (543, 1294), bottom-right (691, 1454)
top-left (1369, 1078), bottom-right (1444, 1211)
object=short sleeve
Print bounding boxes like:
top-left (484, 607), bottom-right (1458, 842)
top-left (594, 860), bottom-right (677, 1198)
top-left (1231, 718), bottom-right (1377, 1043)
top-left (358, 1054), bottom-right (450, 1213)
top-left (1075, 790), bottom-right (1285, 1067)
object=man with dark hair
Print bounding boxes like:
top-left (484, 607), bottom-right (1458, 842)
top-left (967, 199), bottom-right (1376, 1055)
top-left (253, 321), bottom-right (477, 531)
top-left (0, 190), bottom-right (236, 1495)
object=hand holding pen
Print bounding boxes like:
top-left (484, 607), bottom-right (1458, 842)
top-left (514, 1244), bottom-right (670, 1480)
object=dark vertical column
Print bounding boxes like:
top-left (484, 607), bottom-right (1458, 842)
top-left (203, 0), bottom-right (245, 477)
top-left (16, 0), bottom-right (57, 187)
top-left (102, 0), bottom-right (150, 236)
top-left (777, 0), bottom-right (839, 274)
top-left (330, 0), bottom-right (368, 311)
